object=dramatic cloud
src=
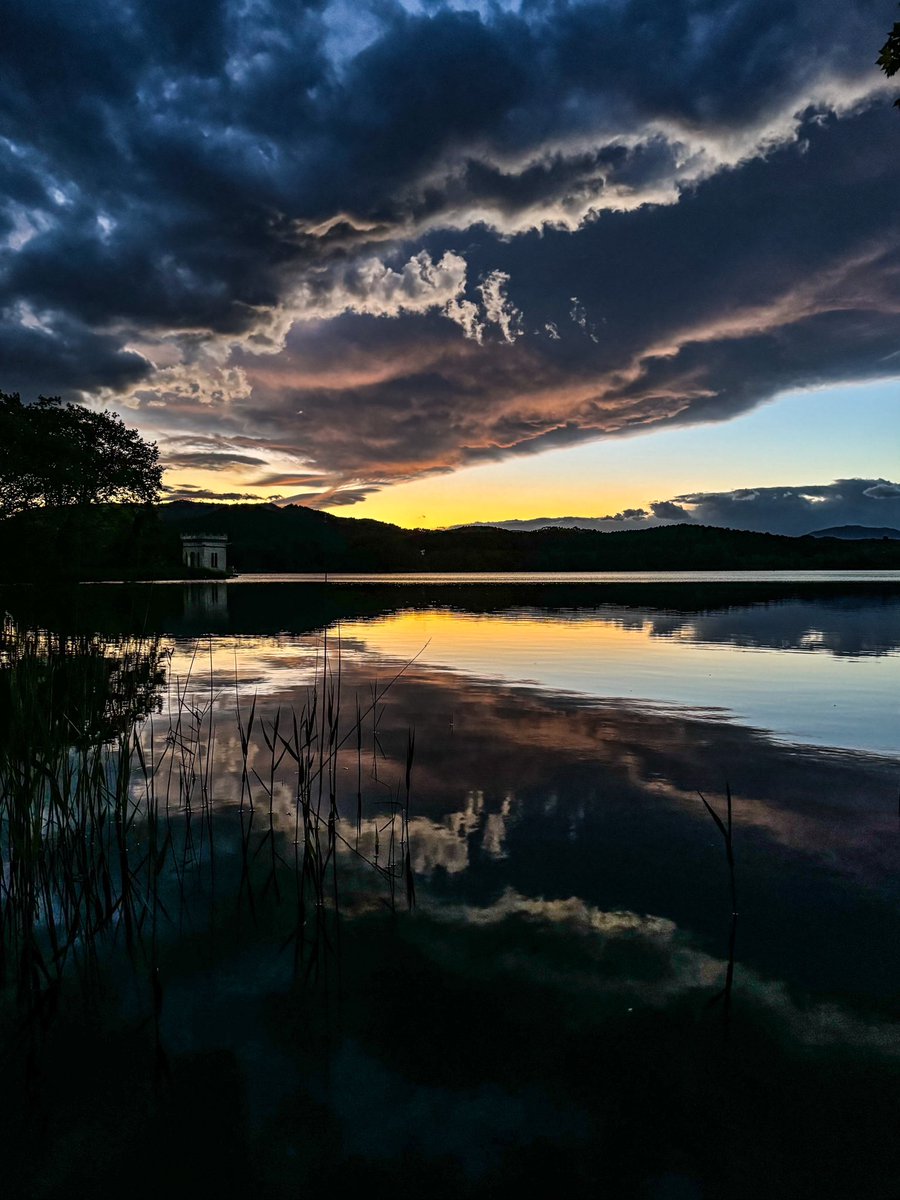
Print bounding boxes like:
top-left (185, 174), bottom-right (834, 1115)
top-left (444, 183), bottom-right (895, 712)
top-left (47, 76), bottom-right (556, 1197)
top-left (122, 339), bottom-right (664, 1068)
top-left (291, 250), bottom-right (469, 325)
top-left (162, 485), bottom-right (273, 502)
top-left (672, 477), bottom-right (900, 535)
top-left (650, 501), bottom-right (692, 522)
top-left (162, 451), bottom-right (267, 471)
top-left (864, 482), bottom-right (900, 499)
top-left (281, 485), bottom-right (382, 509)
top-left (1, 1), bottom-right (897, 500)
top-left (470, 478), bottom-right (900, 536)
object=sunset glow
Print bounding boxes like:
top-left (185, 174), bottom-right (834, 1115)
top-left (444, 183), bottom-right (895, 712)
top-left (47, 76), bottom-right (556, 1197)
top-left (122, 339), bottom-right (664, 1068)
top-left (3, 1), bottom-right (898, 532)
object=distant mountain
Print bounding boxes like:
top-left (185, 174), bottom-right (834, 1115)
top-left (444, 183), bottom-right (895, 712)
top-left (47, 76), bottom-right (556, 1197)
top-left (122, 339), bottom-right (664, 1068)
top-left (808, 525), bottom-right (900, 540)
top-left (457, 516), bottom-right (640, 532)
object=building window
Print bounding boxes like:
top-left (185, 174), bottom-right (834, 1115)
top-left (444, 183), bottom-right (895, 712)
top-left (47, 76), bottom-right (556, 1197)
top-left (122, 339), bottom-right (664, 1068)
top-left (211, 553), bottom-right (218, 568)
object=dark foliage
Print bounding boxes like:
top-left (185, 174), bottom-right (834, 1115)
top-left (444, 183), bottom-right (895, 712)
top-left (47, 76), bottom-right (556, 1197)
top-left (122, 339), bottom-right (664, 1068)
top-left (2, 498), bottom-right (898, 583)
top-left (160, 501), bottom-right (900, 574)
top-left (878, 5), bottom-right (900, 105)
top-left (0, 503), bottom-right (180, 582)
top-left (0, 392), bottom-right (161, 518)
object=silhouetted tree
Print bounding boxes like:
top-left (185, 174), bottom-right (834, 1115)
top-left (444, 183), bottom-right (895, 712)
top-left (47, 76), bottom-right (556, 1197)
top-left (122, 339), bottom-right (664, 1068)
top-left (878, 6), bottom-right (900, 106)
top-left (0, 392), bottom-right (161, 518)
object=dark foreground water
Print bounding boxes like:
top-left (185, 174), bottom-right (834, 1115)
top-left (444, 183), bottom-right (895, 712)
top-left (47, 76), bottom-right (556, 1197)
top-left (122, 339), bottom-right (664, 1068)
top-left (1, 579), bottom-right (898, 1199)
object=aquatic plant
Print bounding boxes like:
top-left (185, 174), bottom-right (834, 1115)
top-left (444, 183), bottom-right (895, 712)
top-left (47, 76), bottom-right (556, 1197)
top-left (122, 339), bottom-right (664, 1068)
top-left (0, 615), bottom-right (417, 1028)
top-left (698, 783), bottom-right (738, 1031)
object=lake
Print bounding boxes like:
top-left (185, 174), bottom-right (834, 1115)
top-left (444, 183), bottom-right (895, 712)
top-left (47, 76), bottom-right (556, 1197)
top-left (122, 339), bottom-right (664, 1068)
top-left (1, 576), bottom-right (898, 1198)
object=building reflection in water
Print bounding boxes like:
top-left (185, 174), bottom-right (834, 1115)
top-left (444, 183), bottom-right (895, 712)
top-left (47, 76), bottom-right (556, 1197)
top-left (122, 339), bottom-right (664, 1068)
top-left (182, 582), bottom-right (228, 628)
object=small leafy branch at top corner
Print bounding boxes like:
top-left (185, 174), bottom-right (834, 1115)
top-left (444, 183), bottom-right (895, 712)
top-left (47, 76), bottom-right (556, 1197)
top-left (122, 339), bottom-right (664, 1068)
top-left (877, 6), bottom-right (900, 108)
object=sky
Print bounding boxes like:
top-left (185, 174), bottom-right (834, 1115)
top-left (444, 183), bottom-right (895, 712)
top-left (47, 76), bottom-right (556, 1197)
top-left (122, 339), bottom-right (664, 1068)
top-left (1, 0), bottom-right (899, 535)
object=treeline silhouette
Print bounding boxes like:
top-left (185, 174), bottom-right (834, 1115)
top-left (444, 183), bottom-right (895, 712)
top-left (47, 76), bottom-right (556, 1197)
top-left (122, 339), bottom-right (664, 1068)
top-left (164, 500), bottom-right (900, 573)
top-left (3, 499), bottom-right (897, 581)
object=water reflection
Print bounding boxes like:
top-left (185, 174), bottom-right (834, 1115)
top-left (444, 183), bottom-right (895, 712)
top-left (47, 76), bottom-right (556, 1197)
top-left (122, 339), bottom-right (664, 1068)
top-left (1, 585), bottom-right (898, 1199)
top-left (165, 643), bottom-right (895, 991)
top-left (0, 615), bottom-right (166, 749)
top-left (640, 595), bottom-right (900, 657)
top-left (325, 608), bottom-right (900, 752)
top-left (182, 580), bottom-right (228, 626)
top-left (5, 577), bottom-right (900, 643)
top-left (7, 580), bottom-right (898, 750)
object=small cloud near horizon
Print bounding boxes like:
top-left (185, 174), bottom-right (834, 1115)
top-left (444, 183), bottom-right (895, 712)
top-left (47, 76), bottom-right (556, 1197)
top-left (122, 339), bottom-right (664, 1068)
top-left (162, 484), bottom-right (278, 503)
top-left (457, 479), bottom-right (900, 538)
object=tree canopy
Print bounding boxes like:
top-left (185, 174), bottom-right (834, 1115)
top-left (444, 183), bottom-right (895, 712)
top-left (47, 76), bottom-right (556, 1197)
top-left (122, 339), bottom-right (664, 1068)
top-left (878, 7), bottom-right (900, 105)
top-left (0, 393), bottom-right (161, 519)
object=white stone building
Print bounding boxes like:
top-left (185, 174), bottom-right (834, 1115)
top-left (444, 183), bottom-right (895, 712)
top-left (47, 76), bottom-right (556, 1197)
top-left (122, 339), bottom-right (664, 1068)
top-left (181, 533), bottom-right (228, 574)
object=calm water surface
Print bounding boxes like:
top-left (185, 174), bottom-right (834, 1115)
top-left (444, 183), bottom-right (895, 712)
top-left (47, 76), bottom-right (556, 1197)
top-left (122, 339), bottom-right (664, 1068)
top-left (1, 579), bottom-right (898, 1198)
top-left (158, 569), bottom-right (900, 584)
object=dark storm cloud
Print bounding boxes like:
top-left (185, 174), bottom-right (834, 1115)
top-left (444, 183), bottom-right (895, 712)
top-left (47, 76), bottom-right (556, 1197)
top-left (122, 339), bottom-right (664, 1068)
top-left (864, 482), bottom-right (900, 498)
top-left (162, 451), bottom-right (267, 471)
top-left (162, 485), bottom-right (273, 502)
top-left (673, 477), bottom-right (900, 536)
top-left (0, 1), bottom-right (896, 492)
top-left (475, 478), bottom-right (900, 536)
top-left (0, 313), bottom-right (151, 396)
top-left (650, 502), bottom-right (692, 522)
top-left (225, 103), bottom-right (900, 492)
top-left (280, 486), bottom-right (382, 508)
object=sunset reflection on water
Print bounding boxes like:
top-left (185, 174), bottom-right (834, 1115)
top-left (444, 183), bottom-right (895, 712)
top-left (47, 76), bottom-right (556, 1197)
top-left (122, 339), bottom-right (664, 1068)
top-left (2, 581), bottom-right (898, 1198)
top-left (166, 598), bottom-right (900, 753)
